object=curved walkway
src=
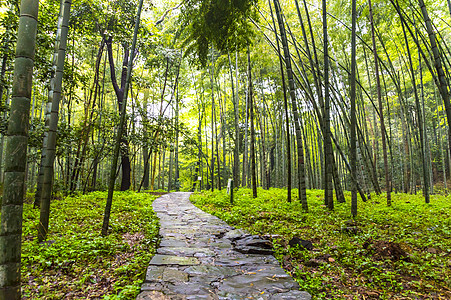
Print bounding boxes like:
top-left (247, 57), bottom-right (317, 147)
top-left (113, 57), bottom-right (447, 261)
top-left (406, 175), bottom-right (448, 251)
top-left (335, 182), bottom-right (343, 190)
top-left (137, 192), bottom-right (311, 300)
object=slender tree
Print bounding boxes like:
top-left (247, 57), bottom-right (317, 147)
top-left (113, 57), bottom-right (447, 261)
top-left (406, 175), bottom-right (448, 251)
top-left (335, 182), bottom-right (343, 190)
top-left (323, 0), bottom-right (334, 210)
top-left (38, 0), bottom-right (72, 242)
top-left (400, 15), bottom-right (429, 203)
top-left (268, 0), bottom-right (291, 202)
top-left (417, 0), bottom-right (451, 183)
top-left (273, 0), bottom-right (308, 209)
top-left (350, 0), bottom-right (358, 216)
top-left (248, 48), bottom-right (257, 198)
top-left (34, 0), bottom-right (65, 207)
top-left (369, 0), bottom-right (391, 205)
top-left (102, 0), bottom-right (144, 236)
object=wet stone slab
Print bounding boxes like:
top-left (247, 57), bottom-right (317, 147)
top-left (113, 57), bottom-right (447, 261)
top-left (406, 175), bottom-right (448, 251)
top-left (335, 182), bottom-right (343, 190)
top-left (159, 239), bottom-right (188, 247)
top-left (137, 192), bottom-right (311, 300)
top-left (149, 254), bottom-right (200, 266)
top-left (184, 265), bottom-right (240, 278)
top-left (157, 246), bottom-right (216, 257)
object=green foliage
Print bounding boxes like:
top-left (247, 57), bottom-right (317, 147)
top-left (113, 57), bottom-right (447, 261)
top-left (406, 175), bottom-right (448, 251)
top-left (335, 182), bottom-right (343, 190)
top-left (192, 188), bottom-right (451, 298)
top-left (21, 191), bottom-right (159, 299)
top-left (181, 0), bottom-right (258, 65)
top-left (27, 117), bottom-right (45, 148)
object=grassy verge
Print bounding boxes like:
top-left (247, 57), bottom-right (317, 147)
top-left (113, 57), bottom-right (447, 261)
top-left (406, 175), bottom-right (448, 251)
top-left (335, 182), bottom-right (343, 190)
top-left (191, 188), bottom-right (451, 299)
top-left (21, 191), bottom-right (159, 299)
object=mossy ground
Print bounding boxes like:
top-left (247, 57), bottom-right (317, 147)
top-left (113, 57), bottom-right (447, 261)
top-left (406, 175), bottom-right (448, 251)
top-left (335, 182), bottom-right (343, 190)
top-left (21, 191), bottom-right (159, 299)
top-left (191, 188), bottom-right (451, 299)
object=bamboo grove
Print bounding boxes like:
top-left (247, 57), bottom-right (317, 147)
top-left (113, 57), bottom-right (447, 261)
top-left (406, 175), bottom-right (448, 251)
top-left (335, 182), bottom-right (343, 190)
top-left (0, 0), bottom-right (450, 297)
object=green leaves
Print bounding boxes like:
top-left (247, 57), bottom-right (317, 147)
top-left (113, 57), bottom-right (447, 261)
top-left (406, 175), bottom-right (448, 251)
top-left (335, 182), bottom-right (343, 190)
top-left (180, 0), bottom-right (258, 65)
top-left (21, 191), bottom-right (159, 299)
top-left (192, 188), bottom-right (451, 298)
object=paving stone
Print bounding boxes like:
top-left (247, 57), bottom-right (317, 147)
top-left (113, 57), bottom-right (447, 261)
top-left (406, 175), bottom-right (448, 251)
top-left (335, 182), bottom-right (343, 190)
top-left (224, 229), bottom-right (250, 240)
top-left (161, 228), bottom-right (200, 235)
top-left (214, 255), bottom-right (278, 267)
top-left (159, 239), bottom-right (188, 247)
top-left (159, 232), bottom-right (187, 239)
top-left (149, 254), bottom-right (200, 266)
top-left (140, 282), bottom-right (166, 292)
top-left (169, 282), bottom-right (214, 296)
top-left (185, 295), bottom-right (214, 300)
top-left (157, 246), bottom-right (216, 257)
top-left (187, 274), bottom-right (218, 285)
top-left (136, 291), bottom-right (174, 300)
top-left (162, 268), bottom-right (189, 283)
top-left (210, 241), bottom-right (233, 249)
top-left (240, 265), bottom-right (291, 279)
top-left (218, 273), bottom-right (299, 294)
top-left (217, 291), bottom-right (271, 300)
top-left (145, 265), bottom-right (166, 281)
top-left (184, 265), bottom-right (240, 278)
top-left (138, 192), bottom-right (311, 300)
top-left (233, 235), bottom-right (274, 255)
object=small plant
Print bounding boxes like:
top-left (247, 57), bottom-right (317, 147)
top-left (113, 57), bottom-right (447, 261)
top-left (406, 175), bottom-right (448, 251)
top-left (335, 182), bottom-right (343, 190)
top-left (191, 188), bottom-right (451, 298)
top-left (21, 191), bottom-right (159, 299)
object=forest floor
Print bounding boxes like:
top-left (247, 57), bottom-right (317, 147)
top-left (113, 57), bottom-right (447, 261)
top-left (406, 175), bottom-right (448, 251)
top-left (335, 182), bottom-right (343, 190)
top-left (20, 191), bottom-right (159, 299)
top-left (191, 188), bottom-right (451, 299)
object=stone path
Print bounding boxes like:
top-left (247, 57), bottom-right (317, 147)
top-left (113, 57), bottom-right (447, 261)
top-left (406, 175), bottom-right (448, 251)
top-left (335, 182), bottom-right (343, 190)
top-left (137, 192), bottom-right (311, 300)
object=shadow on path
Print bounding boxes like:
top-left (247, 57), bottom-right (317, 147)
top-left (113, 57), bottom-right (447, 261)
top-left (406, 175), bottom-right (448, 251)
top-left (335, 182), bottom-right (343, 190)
top-left (137, 192), bottom-right (311, 300)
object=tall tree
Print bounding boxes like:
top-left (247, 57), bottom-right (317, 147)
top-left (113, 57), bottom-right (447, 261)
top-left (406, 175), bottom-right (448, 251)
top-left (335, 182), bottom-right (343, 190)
top-left (400, 14), bottom-right (429, 203)
top-left (102, 0), bottom-right (144, 236)
top-left (0, 0), bottom-right (39, 298)
top-left (417, 0), bottom-right (451, 192)
top-left (34, 0), bottom-right (65, 207)
top-left (369, 0), bottom-right (391, 205)
top-left (38, 0), bottom-right (72, 242)
top-left (350, 0), bottom-right (358, 216)
top-left (105, 37), bottom-right (132, 191)
top-left (273, 0), bottom-right (308, 209)
top-left (323, 0), bottom-right (334, 210)
top-left (248, 47), bottom-right (257, 198)
top-left (228, 51), bottom-right (240, 188)
top-left (268, 0), bottom-right (291, 202)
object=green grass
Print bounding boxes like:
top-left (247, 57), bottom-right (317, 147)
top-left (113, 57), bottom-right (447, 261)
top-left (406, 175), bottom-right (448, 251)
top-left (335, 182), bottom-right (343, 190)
top-left (21, 191), bottom-right (159, 299)
top-left (191, 188), bottom-right (451, 299)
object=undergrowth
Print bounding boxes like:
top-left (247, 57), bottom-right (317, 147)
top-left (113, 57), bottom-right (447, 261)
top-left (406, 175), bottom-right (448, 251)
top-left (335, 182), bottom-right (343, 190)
top-left (191, 188), bottom-right (451, 299)
top-left (21, 191), bottom-right (159, 299)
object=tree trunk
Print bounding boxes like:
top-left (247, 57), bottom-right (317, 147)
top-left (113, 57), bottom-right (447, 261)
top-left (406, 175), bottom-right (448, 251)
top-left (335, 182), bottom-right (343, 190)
top-left (69, 40), bottom-right (104, 193)
top-left (102, 0), bottom-right (143, 235)
top-left (175, 84), bottom-right (180, 190)
top-left (269, 0), bottom-right (291, 202)
top-left (228, 51), bottom-right (240, 188)
top-left (105, 36), bottom-right (133, 191)
top-left (369, 0), bottom-right (391, 205)
top-left (273, 0), bottom-right (308, 209)
top-left (168, 145), bottom-right (173, 192)
top-left (323, 0), bottom-right (333, 210)
top-left (242, 83), bottom-right (249, 188)
top-left (247, 48), bottom-right (257, 198)
top-left (350, 0), bottom-right (358, 216)
top-left (192, 97), bottom-right (203, 192)
top-left (34, 0), bottom-right (65, 207)
top-left (258, 77), bottom-right (269, 189)
top-left (0, 0), bottom-right (39, 297)
top-left (400, 15), bottom-right (429, 202)
top-left (417, 0), bottom-right (448, 198)
top-left (38, 0), bottom-right (71, 242)
top-left (210, 51), bottom-right (216, 191)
